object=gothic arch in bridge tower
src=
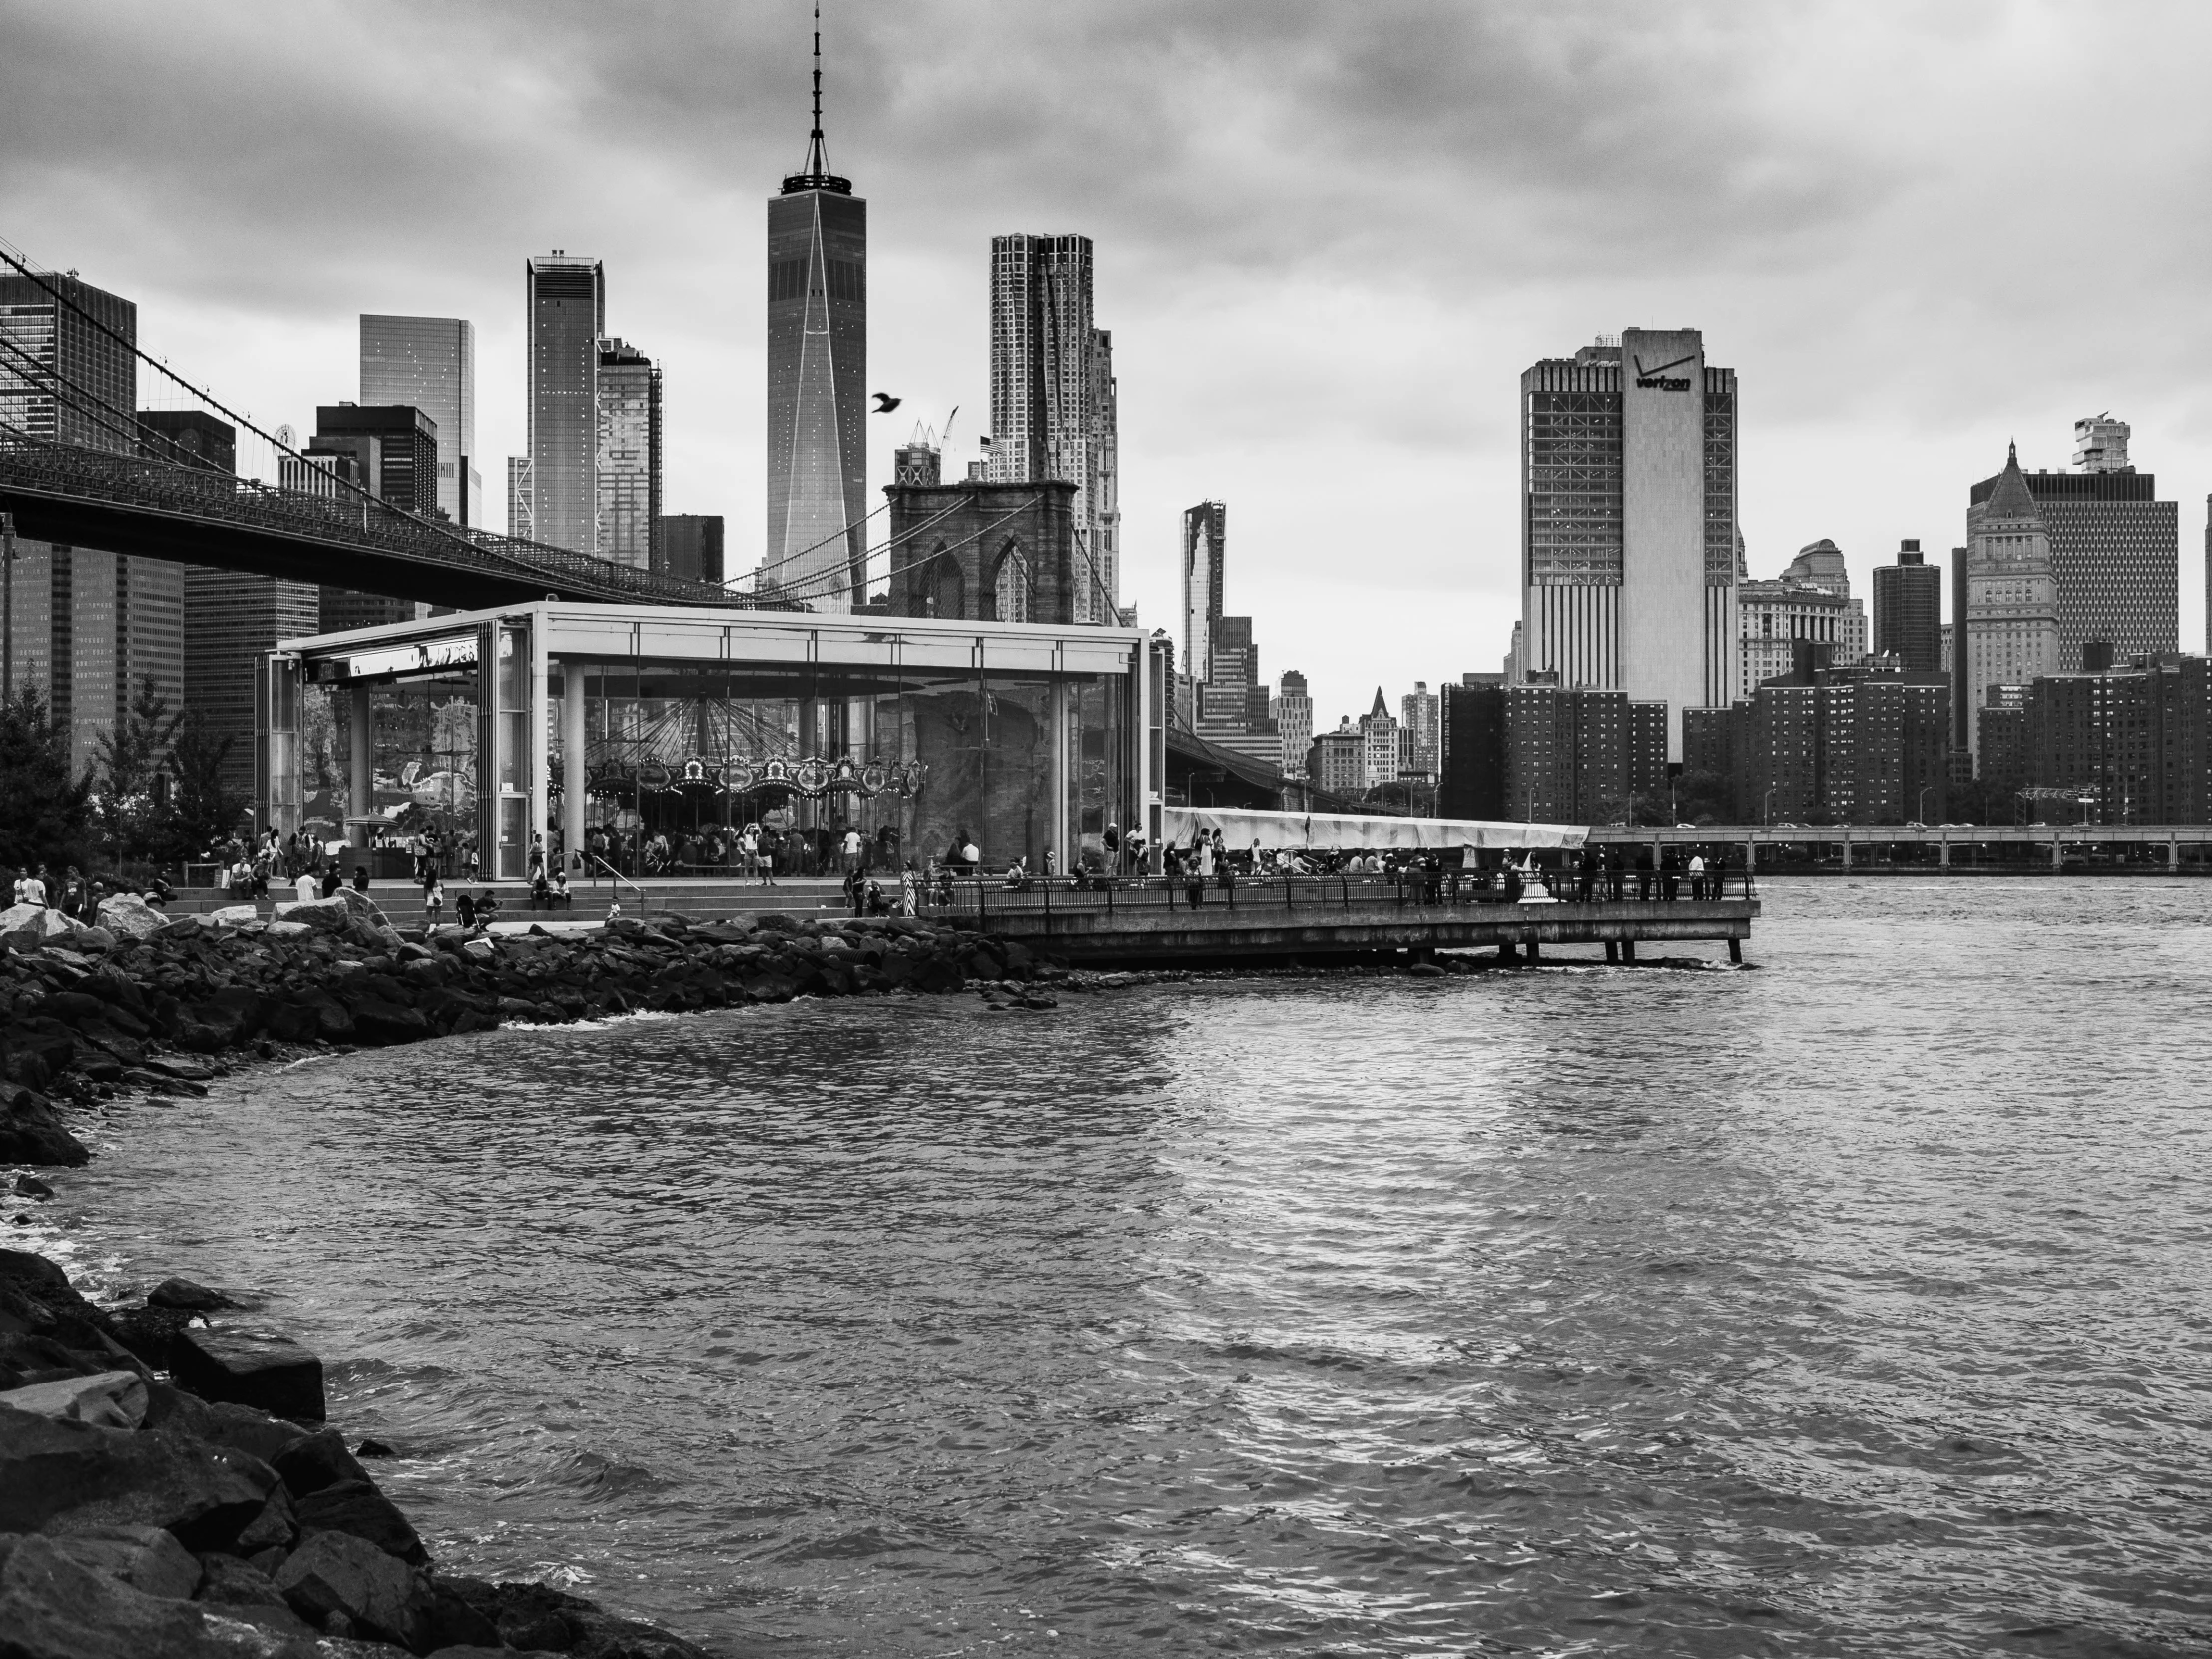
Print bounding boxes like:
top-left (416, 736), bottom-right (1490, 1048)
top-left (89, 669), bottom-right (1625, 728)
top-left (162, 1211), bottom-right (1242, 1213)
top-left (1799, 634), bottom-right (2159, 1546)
top-left (910, 546), bottom-right (964, 620)
top-left (987, 539), bottom-right (1031, 623)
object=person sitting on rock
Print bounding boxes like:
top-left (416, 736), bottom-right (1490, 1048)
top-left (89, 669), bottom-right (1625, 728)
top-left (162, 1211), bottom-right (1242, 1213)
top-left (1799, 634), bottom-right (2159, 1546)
top-left (474, 890), bottom-right (500, 930)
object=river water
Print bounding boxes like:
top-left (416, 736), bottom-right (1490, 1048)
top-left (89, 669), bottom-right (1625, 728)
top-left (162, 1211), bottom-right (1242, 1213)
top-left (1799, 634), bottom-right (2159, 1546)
top-left (21, 879), bottom-right (2212, 1655)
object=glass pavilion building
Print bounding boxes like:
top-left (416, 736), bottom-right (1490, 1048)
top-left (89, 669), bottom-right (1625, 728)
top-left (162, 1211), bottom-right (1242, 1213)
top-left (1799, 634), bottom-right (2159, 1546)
top-left (257, 602), bottom-right (1153, 881)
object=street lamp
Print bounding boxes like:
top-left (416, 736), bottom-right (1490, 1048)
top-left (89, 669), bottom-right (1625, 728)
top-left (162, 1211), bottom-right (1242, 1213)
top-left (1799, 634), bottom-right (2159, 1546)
top-left (1763, 787), bottom-right (1776, 826)
top-left (1917, 785), bottom-right (1932, 823)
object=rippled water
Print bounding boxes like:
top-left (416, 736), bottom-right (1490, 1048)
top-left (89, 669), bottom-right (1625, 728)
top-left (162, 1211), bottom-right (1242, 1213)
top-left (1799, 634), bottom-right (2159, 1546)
top-left (22, 879), bottom-right (2212, 1655)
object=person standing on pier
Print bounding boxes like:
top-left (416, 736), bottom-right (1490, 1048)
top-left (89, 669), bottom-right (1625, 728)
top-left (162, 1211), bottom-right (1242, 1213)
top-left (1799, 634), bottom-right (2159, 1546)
top-left (1688, 851), bottom-right (1707, 900)
top-left (1577, 846), bottom-right (1598, 903)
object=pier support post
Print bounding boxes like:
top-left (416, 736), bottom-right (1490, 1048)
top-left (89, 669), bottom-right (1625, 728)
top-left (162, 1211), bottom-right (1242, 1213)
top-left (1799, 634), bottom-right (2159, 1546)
top-left (561, 665), bottom-right (587, 876)
top-left (347, 686), bottom-right (373, 852)
top-left (1728, 938), bottom-right (1743, 964)
top-left (2169, 834), bottom-right (2179, 872)
top-left (1743, 838), bottom-right (1756, 875)
top-left (2051, 836), bottom-right (2063, 871)
top-left (1939, 837), bottom-right (1950, 870)
top-left (1622, 939), bottom-right (1638, 963)
top-left (1840, 835), bottom-right (1852, 871)
top-left (1604, 940), bottom-right (1619, 963)
top-left (1525, 940), bottom-right (1542, 963)
top-left (1496, 940), bottom-right (1518, 963)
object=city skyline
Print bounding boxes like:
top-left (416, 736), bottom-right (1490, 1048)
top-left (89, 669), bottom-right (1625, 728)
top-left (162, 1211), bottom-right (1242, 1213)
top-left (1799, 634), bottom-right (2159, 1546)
top-left (12, 5), bottom-right (2212, 723)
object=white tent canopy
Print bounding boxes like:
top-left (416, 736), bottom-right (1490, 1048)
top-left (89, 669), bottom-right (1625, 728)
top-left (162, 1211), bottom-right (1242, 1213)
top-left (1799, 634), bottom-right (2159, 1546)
top-left (1163, 806), bottom-right (1586, 852)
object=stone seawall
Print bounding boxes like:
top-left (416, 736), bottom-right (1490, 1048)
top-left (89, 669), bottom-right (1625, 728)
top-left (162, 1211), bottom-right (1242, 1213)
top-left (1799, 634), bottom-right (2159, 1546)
top-left (0, 897), bottom-right (1060, 1169)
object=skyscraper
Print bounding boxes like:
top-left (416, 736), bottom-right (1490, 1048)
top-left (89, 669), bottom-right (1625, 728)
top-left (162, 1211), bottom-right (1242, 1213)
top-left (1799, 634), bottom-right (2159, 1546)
top-left (0, 274), bottom-right (185, 770)
top-left (1275, 670), bottom-right (1313, 781)
top-left (1401, 682), bottom-right (1440, 778)
top-left (524, 252), bottom-right (604, 555)
top-left (987, 234), bottom-right (1117, 622)
top-left (309, 403), bottom-right (438, 633)
top-left (1518, 328), bottom-right (1738, 757)
top-left (1738, 540), bottom-right (1867, 697)
top-left (1962, 444), bottom-right (2062, 761)
top-left (0, 271), bottom-right (135, 453)
top-left (359, 315), bottom-right (476, 524)
top-left (1873, 540), bottom-right (1943, 673)
top-left (1964, 417), bottom-right (2177, 673)
top-left (596, 339), bottom-right (662, 571)
top-left (765, 17), bottom-right (866, 609)
top-left (657, 515), bottom-right (725, 586)
top-left (1181, 501), bottom-right (1226, 684)
top-left (138, 409), bottom-right (317, 804)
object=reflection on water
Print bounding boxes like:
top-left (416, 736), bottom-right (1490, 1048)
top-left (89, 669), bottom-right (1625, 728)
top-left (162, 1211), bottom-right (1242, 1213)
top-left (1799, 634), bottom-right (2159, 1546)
top-left (39, 879), bottom-right (2212, 1655)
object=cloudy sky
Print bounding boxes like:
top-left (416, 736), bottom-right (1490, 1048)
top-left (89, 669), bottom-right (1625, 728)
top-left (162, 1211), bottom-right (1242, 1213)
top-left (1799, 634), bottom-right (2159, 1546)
top-left (7, 0), bottom-right (2212, 726)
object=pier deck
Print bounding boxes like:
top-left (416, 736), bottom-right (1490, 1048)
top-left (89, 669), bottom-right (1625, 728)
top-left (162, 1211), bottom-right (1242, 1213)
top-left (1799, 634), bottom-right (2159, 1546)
top-left (947, 879), bottom-right (1759, 966)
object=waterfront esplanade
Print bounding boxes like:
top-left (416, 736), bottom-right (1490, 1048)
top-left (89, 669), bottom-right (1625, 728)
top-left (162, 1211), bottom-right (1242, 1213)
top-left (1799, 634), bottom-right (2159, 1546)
top-left (259, 602), bottom-right (1150, 881)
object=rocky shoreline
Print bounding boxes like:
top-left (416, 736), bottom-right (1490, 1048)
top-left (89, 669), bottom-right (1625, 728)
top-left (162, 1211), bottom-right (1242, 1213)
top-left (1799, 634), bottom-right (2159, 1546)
top-left (0, 1242), bottom-right (718, 1657)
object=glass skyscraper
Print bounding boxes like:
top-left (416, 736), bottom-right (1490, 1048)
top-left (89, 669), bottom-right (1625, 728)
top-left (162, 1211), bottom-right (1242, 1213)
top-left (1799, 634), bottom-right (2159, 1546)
top-left (359, 314), bottom-right (477, 525)
top-left (523, 254), bottom-right (604, 554)
top-left (596, 339), bottom-right (662, 572)
top-left (765, 45), bottom-right (866, 611)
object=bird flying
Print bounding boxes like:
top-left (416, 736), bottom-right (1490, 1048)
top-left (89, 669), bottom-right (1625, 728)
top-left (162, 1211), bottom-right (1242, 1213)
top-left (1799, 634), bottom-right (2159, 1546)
top-left (871, 392), bottom-right (901, 413)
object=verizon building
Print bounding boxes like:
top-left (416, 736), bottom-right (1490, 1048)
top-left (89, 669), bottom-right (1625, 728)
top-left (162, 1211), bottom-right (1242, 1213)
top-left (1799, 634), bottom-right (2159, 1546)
top-left (1519, 328), bottom-right (1738, 758)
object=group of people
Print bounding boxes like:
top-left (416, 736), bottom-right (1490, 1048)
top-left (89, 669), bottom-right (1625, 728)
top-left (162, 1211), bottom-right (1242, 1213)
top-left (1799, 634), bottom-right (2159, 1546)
top-left (7, 864), bottom-right (169, 925)
top-left (577, 820), bottom-right (902, 883)
top-left (1561, 844), bottom-right (1732, 902)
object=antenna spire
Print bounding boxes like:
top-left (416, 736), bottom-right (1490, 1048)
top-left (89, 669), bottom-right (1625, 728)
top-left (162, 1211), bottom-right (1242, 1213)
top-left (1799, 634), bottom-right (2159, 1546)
top-left (781, 1), bottom-right (852, 194)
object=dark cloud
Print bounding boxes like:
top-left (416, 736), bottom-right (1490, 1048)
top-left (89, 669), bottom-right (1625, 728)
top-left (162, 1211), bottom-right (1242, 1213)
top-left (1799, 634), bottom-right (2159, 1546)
top-left (5, 0), bottom-right (2212, 722)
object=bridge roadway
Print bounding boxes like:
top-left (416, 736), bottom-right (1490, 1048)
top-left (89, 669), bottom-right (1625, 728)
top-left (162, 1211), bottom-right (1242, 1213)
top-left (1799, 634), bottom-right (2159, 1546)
top-left (0, 436), bottom-right (751, 611)
top-left (1585, 823), bottom-right (2212, 870)
top-left (948, 880), bottom-right (1757, 966)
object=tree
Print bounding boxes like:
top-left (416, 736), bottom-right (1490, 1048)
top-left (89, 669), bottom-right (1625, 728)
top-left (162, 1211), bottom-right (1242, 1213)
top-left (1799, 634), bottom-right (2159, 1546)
top-left (161, 709), bottom-right (247, 861)
top-left (94, 675), bottom-right (185, 864)
top-left (1673, 769), bottom-right (1737, 825)
top-left (0, 680), bottom-right (95, 875)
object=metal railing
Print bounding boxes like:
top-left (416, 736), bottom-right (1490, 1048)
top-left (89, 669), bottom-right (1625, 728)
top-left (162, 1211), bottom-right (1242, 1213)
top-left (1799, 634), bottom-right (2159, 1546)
top-left (921, 865), bottom-right (1757, 924)
top-left (584, 854), bottom-right (649, 913)
top-left (0, 433), bottom-right (767, 609)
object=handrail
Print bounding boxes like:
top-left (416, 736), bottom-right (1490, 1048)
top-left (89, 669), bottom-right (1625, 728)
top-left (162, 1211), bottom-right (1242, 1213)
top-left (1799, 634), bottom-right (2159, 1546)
top-left (585, 854), bottom-right (648, 912)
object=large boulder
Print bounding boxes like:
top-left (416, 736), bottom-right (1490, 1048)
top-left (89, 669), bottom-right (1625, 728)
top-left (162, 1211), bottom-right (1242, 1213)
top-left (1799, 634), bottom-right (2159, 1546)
top-left (0, 1407), bottom-right (273, 1549)
top-left (273, 1528), bottom-right (430, 1648)
top-left (0, 1368), bottom-right (149, 1429)
top-left (0, 1534), bottom-right (222, 1659)
top-left (94, 892), bottom-right (167, 941)
top-left (346, 997), bottom-right (430, 1046)
top-left (43, 1523), bottom-right (203, 1601)
top-left (294, 1478), bottom-right (424, 1564)
top-left (171, 1329), bottom-right (324, 1425)
top-left (192, 1551), bottom-right (301, 1620)
top-left (0, 903), bottom-right (78, 949)
top-left (270, 897), bottom-right (352, 933)
top-left (0, 1085), bottom-right (91, 1168)
top-left (271, 1427), bottom-right (370, 1499)
top-left (206, 905), bottom-right (258, 927)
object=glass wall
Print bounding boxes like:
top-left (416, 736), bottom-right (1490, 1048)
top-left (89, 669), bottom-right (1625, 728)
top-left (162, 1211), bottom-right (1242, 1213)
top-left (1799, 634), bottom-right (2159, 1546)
top-left (553, 655), bottom-right (1126, 877)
